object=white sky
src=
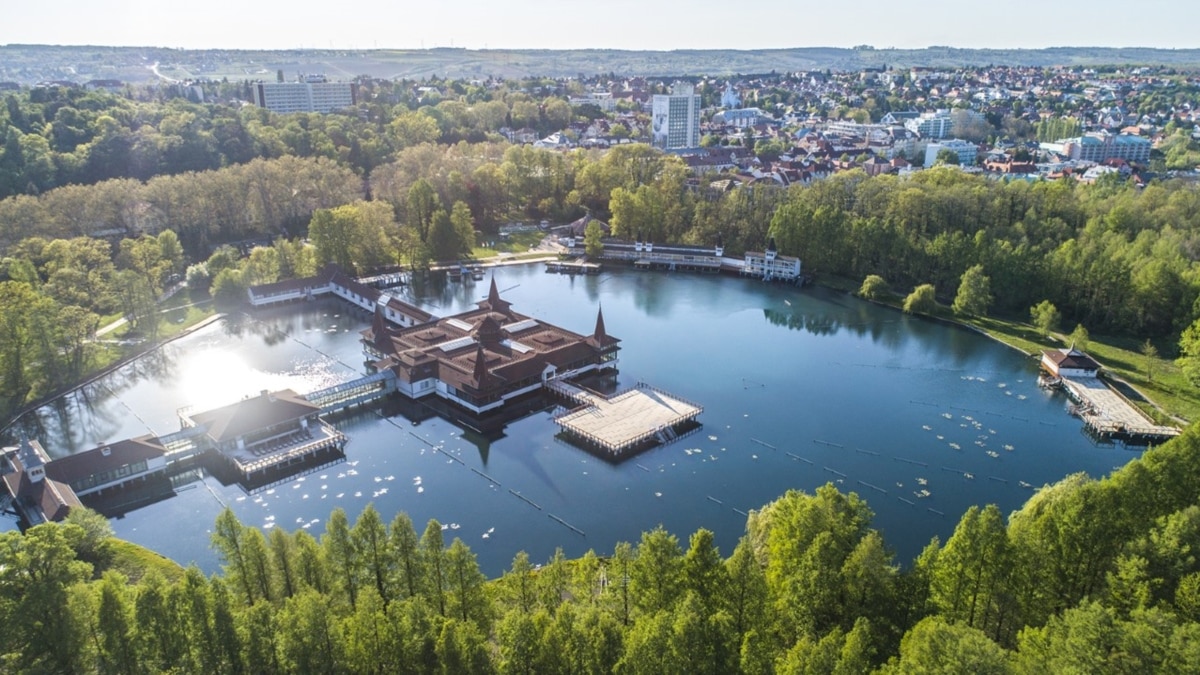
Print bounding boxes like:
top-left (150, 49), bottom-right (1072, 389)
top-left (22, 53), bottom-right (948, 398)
top-left (3, 0), bottom-right (1197, 51)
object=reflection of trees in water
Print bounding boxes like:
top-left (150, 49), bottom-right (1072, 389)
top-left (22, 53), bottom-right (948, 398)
top-left (763, 308), bottom-right (855, 337)
top-left (565, 273), bottom-right (603, 304)
top-left (222, 313), bottom-right (249, 339)
top-left (762, 306), bottom-right (906, 349)
top-left (9, 345), bottom-right (182, 454)
top-left (236, 313), bottom-right (292, 347)
top-left (632, 275), bottom-right (666, 316)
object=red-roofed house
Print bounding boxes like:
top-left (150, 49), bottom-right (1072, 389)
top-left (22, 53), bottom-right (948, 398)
top-left (2, 438), bottom-right (82, 524)
top-left (1041, 346), bottom-right (1101, 378)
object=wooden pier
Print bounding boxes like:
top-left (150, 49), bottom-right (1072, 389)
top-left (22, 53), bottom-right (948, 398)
top-left (1058, 376), bottom-right (1181, 445)
top-left (545, 259), bottom-right (602, 275)
top-left (548, 380), bottom-right (702, 458)
top-left (220, 421), bottom-right (347, 480)
top-left (633, 257), bottom-right (721, 273)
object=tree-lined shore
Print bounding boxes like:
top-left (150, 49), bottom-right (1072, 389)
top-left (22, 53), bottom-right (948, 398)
top-left (5, 420), bottom-right (1200, 672)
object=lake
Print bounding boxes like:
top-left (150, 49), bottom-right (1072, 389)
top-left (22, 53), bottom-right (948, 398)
top-left (8, 264), bottom-right (1135, 574)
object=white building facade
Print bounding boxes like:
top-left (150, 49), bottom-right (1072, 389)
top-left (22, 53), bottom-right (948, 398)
top-left (253, 79), bottom-right (358, 114)
top-left (925, 139), bottom-right (979, 167)
top-left (652, 82), bottom-right (701, 150)
top-left (1039, 132), bottom-right (1151, 163)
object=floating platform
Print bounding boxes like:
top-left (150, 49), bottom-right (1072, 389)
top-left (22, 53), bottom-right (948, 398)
top-left (1058, 376), bottom-right (1181, 445)
top-left (548, 380), bottom-right (702, 458)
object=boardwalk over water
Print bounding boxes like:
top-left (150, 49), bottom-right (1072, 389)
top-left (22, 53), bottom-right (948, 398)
top-left (1060, 376), bottom-right (1181, 444)
top-left (549, 380), bottom-right (702, 457)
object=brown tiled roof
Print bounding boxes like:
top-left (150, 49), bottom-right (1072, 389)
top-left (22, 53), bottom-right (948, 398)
top-left (10, 474), bottom-right (81, 522)
top-left (2, 445), bottom-right (81, 523)
top-left (1043, 347), bottom-right (1101, 371)
top-left (188, 389), bottom-right (319, 443)
top-left (372, 286), bottom-right (615, 400)
top-left (45, 435), bottom-right (166, 487)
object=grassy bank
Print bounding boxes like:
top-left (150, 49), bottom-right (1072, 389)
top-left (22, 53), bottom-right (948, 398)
top-left (107, 538), bottom-right (186, 584)
top-left (472, 230), bottom-right (546, 259)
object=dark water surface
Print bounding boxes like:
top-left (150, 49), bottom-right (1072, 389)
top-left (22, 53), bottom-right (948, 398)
top-left (10, 265), bottom-right (1133, 574)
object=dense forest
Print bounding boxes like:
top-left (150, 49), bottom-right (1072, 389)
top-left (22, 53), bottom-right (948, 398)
top-left (5, 421), bottom-right (1200, 673)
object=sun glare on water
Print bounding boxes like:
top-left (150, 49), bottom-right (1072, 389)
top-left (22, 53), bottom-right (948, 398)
top-left (178, 348), bottom-right (296, 412)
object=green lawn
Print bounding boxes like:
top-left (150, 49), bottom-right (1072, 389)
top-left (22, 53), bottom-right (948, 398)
top-left (472, 230), bottom-right (546, 259)
top-left (106, 538), bottom-right (185, 584)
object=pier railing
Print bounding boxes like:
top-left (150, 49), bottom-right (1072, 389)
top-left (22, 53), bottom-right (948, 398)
top-left (635, 381), bottom-right (704, 412)
top-left (234, 424), bottom-right (347, 475)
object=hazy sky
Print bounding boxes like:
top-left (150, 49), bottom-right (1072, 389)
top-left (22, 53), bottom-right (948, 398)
top-left (4, 0), bottom-right (1197, 51)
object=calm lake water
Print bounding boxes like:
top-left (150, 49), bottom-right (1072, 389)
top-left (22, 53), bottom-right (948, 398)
top-left (8, 264), bottom-right (1135, 574)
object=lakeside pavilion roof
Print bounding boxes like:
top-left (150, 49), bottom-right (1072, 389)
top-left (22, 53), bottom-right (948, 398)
top-left (187, 389), bottom-right (319, 443)
top-left (364, 286), bottom-right (618, 396)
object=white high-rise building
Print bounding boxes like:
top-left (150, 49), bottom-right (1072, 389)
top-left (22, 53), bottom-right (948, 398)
top-left (652, 82), bottom-right (701, 150)
top-left (252, 76), bottom-right (358, 114)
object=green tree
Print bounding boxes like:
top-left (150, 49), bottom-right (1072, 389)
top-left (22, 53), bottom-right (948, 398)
top-left (352, 504), bottom-right (395, 608)
top-left (1030, 300), bottom-right (1061, 338)
top-left (427, 209), bottom-right (460, 262)
top-left (96, 571), bottom-right (139, 675)
top-left (407, 178), bottom-right (441, 242)
top-left (584, 219), bottom-right (604, 257)
top-left (617, 611), bottom-right (676, 675)
top-left (1178, 317), bottom-right (1200, 385)
top-left (134, 571), bottom-right (188, 671)
top-left (277, 589), bottom-right (343, 673)
top-left (682, 528), bottom-right (728, 615)
top-left (421, 519), bottom-right (448, 617)
top-left (450, 201), bottom-right (476, 255)
top-left (324, 508), bottom-right (361, 609)
top-left (953, 264), bottom-right (992, 317)
top-left (211, 508), bottom-right (257, 605)
top-left (1069, 323), bottom-right (1090, 351)
top-left (445, 538), bottom-right (490, 630)
top-left (269, 527), bottom-right (298, 600)
top-left (935, 148), bottom-right (961, 166)
top-left (502, 551), bottom-right (537, 614)
top-left (929, 504), bottom-right (1015, 642)
top-left (1141, 339), bottom-right (1159, 383)
top-left (724, 536), bottom-right (768, 643)
top-left (903, 283), bottom-right (938, 315)
top-left (858, 274), bottom-right (888, 300)
top-left (389, 512), bottom-right (423, 600)
top-left (210, 268), bottom-right (248, 309)
top-left (631, 526), bottom-right (684, 616)
top-left (884, 616), bottom-right (1010, 674)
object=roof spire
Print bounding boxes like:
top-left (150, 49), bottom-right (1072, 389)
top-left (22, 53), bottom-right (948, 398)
top-left (488, 274), bottom-right (501, 306)
top-left (472, 342), bottom-right (490, 386)
top-left (481, 271), bottom-right (512, 314)
top-left (593, 304), bottom-right (607, 344)
top-left (371, 301), bottom-right (391, 350)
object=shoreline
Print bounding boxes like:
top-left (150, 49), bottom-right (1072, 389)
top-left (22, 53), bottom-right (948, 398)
top-left (1, 313), bottom-right (225, 434)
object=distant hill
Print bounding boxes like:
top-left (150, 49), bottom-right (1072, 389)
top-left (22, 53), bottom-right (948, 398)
top-left (2, 44), bottom-right (1200, 85)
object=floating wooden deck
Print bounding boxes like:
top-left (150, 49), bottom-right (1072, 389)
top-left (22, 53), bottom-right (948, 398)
top-left (1059, 376), bottom-right (1181, 445)
top-left (548, 380), bottom-right (702, 457)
